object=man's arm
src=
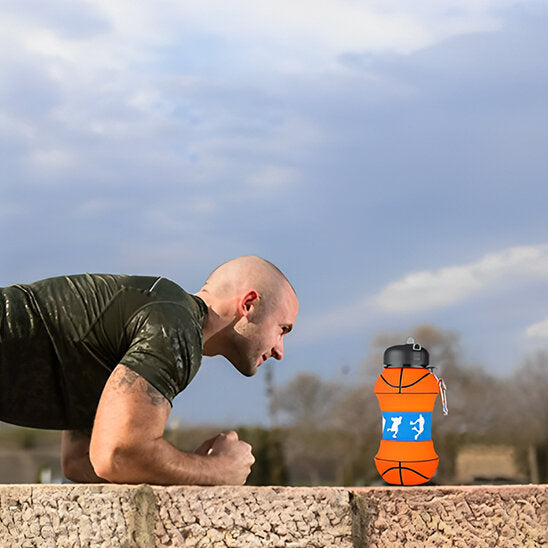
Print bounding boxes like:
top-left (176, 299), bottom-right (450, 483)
top-left (61, 430), bottom-right (105, 483)
top-left (88, 364), bottom-right (255, 485)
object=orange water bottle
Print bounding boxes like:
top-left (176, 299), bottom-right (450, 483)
top-left (374, 337), bottom-right (448, 485)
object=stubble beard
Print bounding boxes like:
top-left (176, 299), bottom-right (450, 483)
top-left (232, 319), bottom-right (264, 377)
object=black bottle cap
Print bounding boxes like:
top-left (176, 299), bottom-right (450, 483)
top-left (384, 337), bottom-right (429, 367)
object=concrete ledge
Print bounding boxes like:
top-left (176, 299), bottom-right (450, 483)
top-left (0, 484), bottom-right (546, 547)
top-left (351, 485), bottom-right (547, 547)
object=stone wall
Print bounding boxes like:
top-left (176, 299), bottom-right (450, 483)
top-left (0, 484), bottom-right (545, 547)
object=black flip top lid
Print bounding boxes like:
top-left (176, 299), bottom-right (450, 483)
top-left (384, 337), bottom-right (429, 367)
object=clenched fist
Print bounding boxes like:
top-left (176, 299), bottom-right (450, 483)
top-left (194, 431), bottom-right (255, 485)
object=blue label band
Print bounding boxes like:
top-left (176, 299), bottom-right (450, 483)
top-left (382, 411), bottom-right (432, 441)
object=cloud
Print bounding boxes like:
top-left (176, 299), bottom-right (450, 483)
top-left (2, 0), bottom-right (541, 199)
top-left (2, 0), bottom-right (110, 39)
top-left (246, 165), bottom-right (298, 190)
top-left (375, 245), bottom-right (548, 312)
top-left (31, 148), bottom-right (77, 170)
top-left (1, 0), bottom-right (520, 81)
top-left (296, 244), bottom-right (548, 342)
top-left (525, 317), bottom-right (548, 340)
top-left (141, 1), bottom-right (517, 62)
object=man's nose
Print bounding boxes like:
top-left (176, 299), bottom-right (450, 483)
top-left (271, 340), bottom-right (284, 360)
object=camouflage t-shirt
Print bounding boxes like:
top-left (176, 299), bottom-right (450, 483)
top-left (0, 274), bottom-right (207, 430)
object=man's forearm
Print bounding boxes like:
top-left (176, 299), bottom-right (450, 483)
top-left (92, 437), bottom-right (230, 485)
top-left (65, 452), bottom-right (106, 483)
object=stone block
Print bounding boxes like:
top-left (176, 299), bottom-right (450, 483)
top-left (153, 486), bottom-right (353, 547)
top-left (351, 485), bottom-right (547, 548)
top-left (0, 484), bottom-right (156, 547)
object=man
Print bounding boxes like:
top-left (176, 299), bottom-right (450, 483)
top-left (0, 256), bottom-right (298, 485)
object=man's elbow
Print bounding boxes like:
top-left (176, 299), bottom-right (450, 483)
top-left (89, 443), bottom-right (133, 483)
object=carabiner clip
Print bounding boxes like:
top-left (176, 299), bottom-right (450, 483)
top-left (433, 373), bottom-right (448, 415)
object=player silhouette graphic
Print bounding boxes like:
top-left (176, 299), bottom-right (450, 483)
top-left (386, 416), bottom-right (403, 439)
top-left (410, 414), bottom-right (425, 440)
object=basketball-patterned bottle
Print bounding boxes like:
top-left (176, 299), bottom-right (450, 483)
top-left (374, 338), bottom-right (448, 485)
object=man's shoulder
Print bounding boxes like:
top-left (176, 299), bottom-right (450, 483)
top-left (121, 276), bottom-right (207, 326)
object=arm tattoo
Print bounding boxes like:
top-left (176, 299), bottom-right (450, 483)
top-left (117, 367), bottom-right (167, 407)
top-left (144, 383), bottom-right (167, 407)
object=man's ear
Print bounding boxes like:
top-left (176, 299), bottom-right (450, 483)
top-left (238, 290), bottom-right (259, 317)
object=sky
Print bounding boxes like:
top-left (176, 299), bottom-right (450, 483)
top-left (1, 0), bottom-right (547, 426)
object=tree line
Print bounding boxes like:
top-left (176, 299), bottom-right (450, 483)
top-left (258, 324), bottom-right (547, 486)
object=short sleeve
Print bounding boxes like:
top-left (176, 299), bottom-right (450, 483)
top-left (119, 303), bottom-right (203, 404)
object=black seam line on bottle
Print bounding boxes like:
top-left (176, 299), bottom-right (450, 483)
top-left (376, 457), bottom-right (439, 463)
top-left (384, 365), bottom-right (430, 369)
top-left (398, 369), bottom-right (404, 393)
top-left (376, 392), bottom-right (437, 395)
top-left (381, 464), bottom-right (430, 481)
top-left (380, 372), bottom-right (431, 390)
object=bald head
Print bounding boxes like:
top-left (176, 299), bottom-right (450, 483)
top-left (197, 256), bottom-right (298, 373)
top-left (202, 256), bottom-right (295, 314)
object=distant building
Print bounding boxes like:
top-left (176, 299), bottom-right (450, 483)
top-left (0, 446), bottom-right (62, 483)
top-left (455, 445), bottom-right (526, 484)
